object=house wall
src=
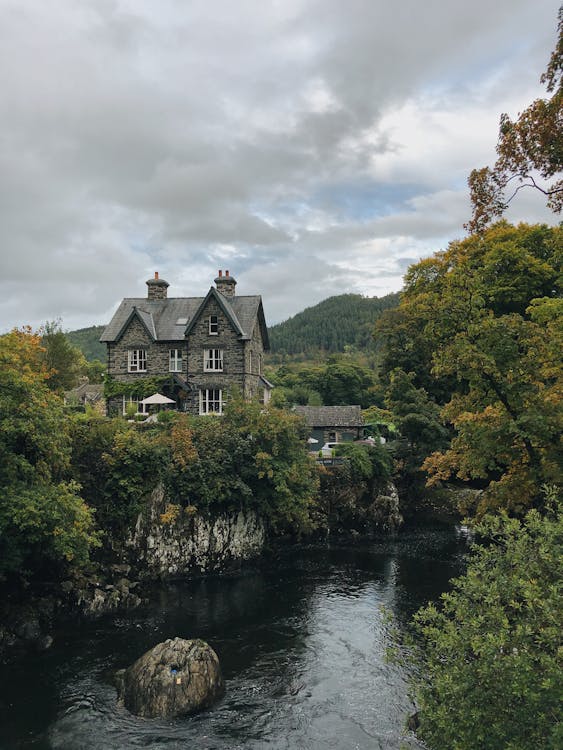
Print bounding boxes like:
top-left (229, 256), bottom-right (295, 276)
top-left (244, 319), bottom-right (266, 400)
top-left (106, 318), bottom-right (189, 415)
top-left (307, 426), bottom-right (362, 445)
top-left (185, 296), bottom-right (245, 414)
top-left (105, 295), bottom-right (268, 416)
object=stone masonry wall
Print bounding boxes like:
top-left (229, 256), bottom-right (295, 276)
top-left (106, 317), bottom-right (189, 414)
top-left (105, 297), bottom-right (267, 415)
top-left (244, 319), bottom-right (266, 400)
top-left (185, 296), bottom-right (246, 413)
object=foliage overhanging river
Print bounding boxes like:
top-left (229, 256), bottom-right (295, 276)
top-left (0, 525), bottom-right (469, 750)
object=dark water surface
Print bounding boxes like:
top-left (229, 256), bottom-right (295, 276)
top-left (0, 526), bottom-right (468, 750)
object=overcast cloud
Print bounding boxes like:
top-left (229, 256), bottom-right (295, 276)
top-left (0, 0), bottom-right (559, 330)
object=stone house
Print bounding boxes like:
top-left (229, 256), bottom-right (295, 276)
top-left (64, 380), bottom-right (106, 415)
top-left (293, 405), bottom-right (364, 445)
top-left (100, 271), bottom-right (272, 416)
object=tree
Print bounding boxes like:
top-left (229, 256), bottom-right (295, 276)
top-left (385, 369), bottom-right (449, 460)
top-left (41, 319), bottom-right (87, 392)
top-left (466, 8), bottom-right (562, 233)
top-left (423, 301), bottom-right (562, 516)
top-left (375, 222), bottom-right (562, 514)
top-left (224, 397), bottom-right (319, 532)
top-left (412, 497), bottom-right (562, 750)
top-left (0, 328), bottom-right (99, 577)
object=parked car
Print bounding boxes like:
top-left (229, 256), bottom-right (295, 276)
top-left (320, 442), bottom-right (342, 457)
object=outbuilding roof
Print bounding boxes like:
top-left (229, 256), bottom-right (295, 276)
top-left (293, 405), bottom-right (364, 427)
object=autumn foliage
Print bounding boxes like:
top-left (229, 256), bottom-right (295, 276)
top-left (466, 8), bottom-right (562, 232)
top-left (0, 328), bottom-right (99, 577)
top-left (375, 222), bottom-right (562, 515)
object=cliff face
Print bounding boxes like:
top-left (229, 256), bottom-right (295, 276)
top-left (128, 484), bottom-right (266, 578)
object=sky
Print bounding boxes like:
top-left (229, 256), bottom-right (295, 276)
top-left (0, 0), bottom-right (560, 331)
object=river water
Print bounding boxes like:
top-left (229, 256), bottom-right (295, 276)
top-left (0, 526), bottom-right (468, 750)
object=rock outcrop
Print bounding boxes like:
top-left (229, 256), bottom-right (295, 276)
top-left (128, 484), bottom-right (266, 578)
top-left (116, 637), bottom-right (224, 718)
top-left (370, 481), bottom-right (403, 531)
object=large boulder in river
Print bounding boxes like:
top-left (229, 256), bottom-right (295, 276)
top-left (117, 637), bottom-right (224, 718)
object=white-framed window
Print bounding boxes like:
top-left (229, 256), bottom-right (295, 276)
top-left (199, 388), bottom-right (223, 414)
top-left (122, 395), bottom-right (147, 416)
top-left (209, 315), bottom-right (218, 335)
top-left (169, 348), bottom-right (182, 372)
top-left (128, 349), bottom-right (147, 372)
top-left (204, 348), bottom-right (223, 371)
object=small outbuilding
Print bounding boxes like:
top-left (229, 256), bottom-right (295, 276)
top-left (64, 380), bottom-right (106, 415)
top-left (293, 405), bottom-right (364, 445)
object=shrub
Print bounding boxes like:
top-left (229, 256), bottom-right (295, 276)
top-left (412, 497), bottom-right (562, 750)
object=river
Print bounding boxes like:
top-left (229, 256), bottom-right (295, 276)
top-left (0, 525), bottom-right (468, 750)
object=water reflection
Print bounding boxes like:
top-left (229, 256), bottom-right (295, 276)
top-left (0, 526), bottom-right (467, 750)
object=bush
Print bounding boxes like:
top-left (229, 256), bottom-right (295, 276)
top-left (412, 496), bottom-right (562, 749)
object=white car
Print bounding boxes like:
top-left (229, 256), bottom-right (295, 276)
top-left (320, 442), bottom-right (341, 457)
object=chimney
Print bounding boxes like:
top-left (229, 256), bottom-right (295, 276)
top-left (146, 271), bottom-right (169, 300)
top-left (214, 269), bottom-right (236, 298)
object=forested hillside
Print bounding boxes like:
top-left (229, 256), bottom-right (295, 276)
top-left (269, 292), bottom-right (400, 357)
top-left (65, 294), bottom-right (400, 363)
top-left (66, 325), bottom-right (106, 362)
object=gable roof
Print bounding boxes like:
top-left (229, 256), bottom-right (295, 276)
top-left (64, 383), bottom-right (104, 403)
top-left (184, 287), bottom-right (245, 337)
top-left (104, 306), bottom-right (157, 342)
top-left (293, 405), bottom-right (364, 427)
top-left (100, 291), bottom-right (267, 345)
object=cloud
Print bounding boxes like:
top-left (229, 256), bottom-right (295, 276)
top-left (0, 0), bottom-right (560, 331)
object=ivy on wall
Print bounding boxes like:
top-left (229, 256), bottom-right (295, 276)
top-left (103, 374), bottom-right (175, 399)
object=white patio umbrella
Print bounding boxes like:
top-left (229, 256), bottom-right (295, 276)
top-left (140, 393), bottom-right (175, 405)
top-left (307, 437), bottom-right (319, 444)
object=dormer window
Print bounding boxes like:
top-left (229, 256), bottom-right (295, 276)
top-left (128, 349), bottom-right (147, 373)
top-left (209, 315), bottom-right (218, 335)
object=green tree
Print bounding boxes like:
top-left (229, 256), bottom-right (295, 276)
top-left (375, 222), bottom-right (562, 514)
top-left (320, 360), bottom-right (377, 407)
top-left (467, 8), bottom-right (562, 233)
top-left (84, 359), bottom-right (105, 383)
top-left (424, 304), bottom-right (562, 515)
top-left (41, 319), bottom-right (87, 392)
top-left (385, 369), bottom-right (449, 460)
top-left (223, 397), bottom-right (320, 532)
top-left (0, 329), bottom-right (99, 577)
top-left (412, 497), bottom-right (562, 750)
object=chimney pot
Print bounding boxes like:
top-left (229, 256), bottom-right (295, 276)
top-left (214, 269), bottom-right (236, 298)
top-left (146, 272), bottom-right (169, 299)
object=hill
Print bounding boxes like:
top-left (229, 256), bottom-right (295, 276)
top-left (66, 292), bottom-right (401, 363)
top-left (268, 292), bottom-right (400, 359)
top-left (66, 325), bottom-right (106, 362)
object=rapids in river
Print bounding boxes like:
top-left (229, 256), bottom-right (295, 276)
top-left (0, 525), bottom-right (468, 749)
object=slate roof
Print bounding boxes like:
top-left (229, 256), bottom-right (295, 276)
top-left (100, 289), bottom-right (269, 348)
top-left (293, 405), bottom-right (364, 427)
top-left (64, 383), bottom-right (104, 403)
